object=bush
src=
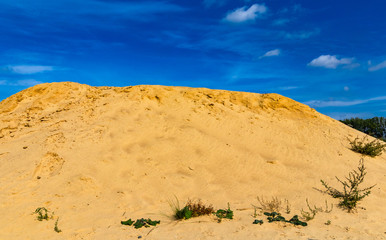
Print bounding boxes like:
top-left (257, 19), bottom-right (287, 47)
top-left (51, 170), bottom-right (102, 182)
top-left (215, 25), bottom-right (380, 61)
top-left (171, 199), bottom-right (214, 220)
top-left (320, 158), bottom-right (375, 212)
top-left (349, 136), bottom-right (386, 157)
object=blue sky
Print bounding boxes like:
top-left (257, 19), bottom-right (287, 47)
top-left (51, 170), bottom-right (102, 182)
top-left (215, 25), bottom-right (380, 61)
top-left (0, 0), bottom-right (385, 119)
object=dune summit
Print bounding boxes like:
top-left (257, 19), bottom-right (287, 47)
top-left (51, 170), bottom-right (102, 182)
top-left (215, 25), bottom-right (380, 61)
top-left (0, 82), bottom-right (385, 239)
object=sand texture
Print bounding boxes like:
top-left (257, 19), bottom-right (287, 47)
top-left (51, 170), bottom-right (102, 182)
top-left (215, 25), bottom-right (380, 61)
top-left (0, 82), bottom-right (385, 239)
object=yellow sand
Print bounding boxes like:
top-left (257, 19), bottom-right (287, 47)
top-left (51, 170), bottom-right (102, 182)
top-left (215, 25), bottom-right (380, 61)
top-left (0, 82), bottom-right (385, 239)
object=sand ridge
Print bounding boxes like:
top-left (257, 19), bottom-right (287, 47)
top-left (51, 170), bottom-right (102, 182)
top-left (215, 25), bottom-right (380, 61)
top-left (0, 82), bottom-right (385, 239)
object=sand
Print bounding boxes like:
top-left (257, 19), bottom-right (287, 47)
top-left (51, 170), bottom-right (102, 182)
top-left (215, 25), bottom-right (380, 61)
top-left (0, 82), bottom-right (385, 240)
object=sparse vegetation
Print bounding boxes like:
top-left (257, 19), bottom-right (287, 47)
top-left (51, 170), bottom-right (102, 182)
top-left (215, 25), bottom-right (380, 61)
top-left (300, 199), bottom-right (333, 221)
top-left (170, 198), bottom-right (214, 220)
top-left (34, 207), bottom-right (61, 233)
top-left (34, 207), bottom-right (52, 221)
top-left (263, 212), bottom-right (307, 227)
top-left (121, 218), bottom-right (160, 228)
top-left (252, 219), bottom-right (263, 225)
top-left (320, 158), bottom-right (376, 212)
top-left (349, 136), bottom-right (386, 157)
top-left (54, 218), bottom-right (62, 233)
top-left (214, 203), bottom-right (233, 222)
top-left (254, 196), bottom-right (290, 213)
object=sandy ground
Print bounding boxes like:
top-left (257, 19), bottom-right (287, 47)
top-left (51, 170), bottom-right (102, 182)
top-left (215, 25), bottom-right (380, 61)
top-left (0, 82), bottom-right (385, 240)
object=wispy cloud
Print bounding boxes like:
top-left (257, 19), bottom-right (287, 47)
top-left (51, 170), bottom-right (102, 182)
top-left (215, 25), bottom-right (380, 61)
top-left (304, 96), bottom-right (386, 108)
top-left (260, 49), bottom-right (280, 58)
top-left (7, 65), bottom-right (54, 74)
top-left (279, 86), bottom-right (299, 91)
top-left (224, 4), bottom-right (267, 23)
top-left (308, 55), bottom-right (355, 69)
top-left (0, 79), bottom-right (43, 87)
top-left (284, 29), bottom-right (320, 39)
top-left (368, 60), bottom-right (386, 72)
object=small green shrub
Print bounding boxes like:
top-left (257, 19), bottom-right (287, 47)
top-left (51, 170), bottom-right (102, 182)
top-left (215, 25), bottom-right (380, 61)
top-left (320, 158), bottom-right (375, 212)
top-left (170, 198), bottom-right (214, 220)
top-left (187, 200), bottom-right (214, 217)
top-left (214, 203), bottom-right (233, 222)
top-left (121, 218), bottom-right (160, 228)
top-left (34, 207), bottom-right (51, 221)
top-left (349, 136), bottom-right (386, 157)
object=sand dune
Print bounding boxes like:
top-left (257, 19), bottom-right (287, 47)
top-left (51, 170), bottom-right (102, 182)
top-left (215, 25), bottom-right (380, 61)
top-left (0, 82), bottom-right (385, 239)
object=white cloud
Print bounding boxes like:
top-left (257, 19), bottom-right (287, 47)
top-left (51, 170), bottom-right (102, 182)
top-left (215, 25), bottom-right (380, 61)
top-left (308, 55), bottom-right (354, 69)
top-left (224, 4), bottom-right (267, 23)
top-left (260, 49), bottom-right (280, 58)
top-left (368, 60), bottom-right (386, 72)
top-left (304, 96), bottom-right (386, 108)
top-left (0, 79), bottom-right (43, 87)
top-left (8, 65), bottom-right (54, 74)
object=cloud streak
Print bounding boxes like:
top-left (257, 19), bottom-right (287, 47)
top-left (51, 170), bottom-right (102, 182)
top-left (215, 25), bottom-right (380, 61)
top-left (260, 49), bottom-right (280, 58)
top-left (308, 55), bottom-right (355, 69)
top-left (368, 60), bottom-right (386, 72)
top-left (0, 79), bottom-right (43, 87)
top-left (7, 65), bottom-right (54, 74)
top-left (224, 4), bottom-right (267, 23)
top-left (305, 96), bottom-right (386, 108)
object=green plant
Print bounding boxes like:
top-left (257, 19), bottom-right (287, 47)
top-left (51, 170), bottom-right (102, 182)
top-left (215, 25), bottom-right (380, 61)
top-left (34, 207), bottom-right (51, 221)
top-left (263, 212), bottom-right (307, 227)
top-left (170, 198), bottom-right (214, 220)
top-left (214, 203), bottom-right (233, 222)
top-left (349, 136), bottom-right (386, 157)
top-left (320, 158), bottom-right (375, 212)
top-left (54, 218), bottom-right (62, 233)
top-left (121, 218), bottom-right (160, 229)
top-left (252, 219), bottom-right (263, 225)
top-left (186, 200), bottom-right (214, 217)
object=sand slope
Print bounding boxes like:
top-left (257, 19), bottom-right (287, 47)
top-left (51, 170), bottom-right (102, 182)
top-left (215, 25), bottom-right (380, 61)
top-left (0, 82), bottom-right (385, 239)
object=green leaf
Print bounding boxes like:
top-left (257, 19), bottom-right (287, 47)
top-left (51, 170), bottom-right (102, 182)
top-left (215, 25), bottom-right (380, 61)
top-left (121, 219), bottom-right (134, 226)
